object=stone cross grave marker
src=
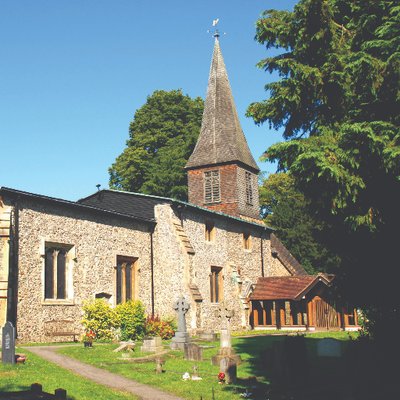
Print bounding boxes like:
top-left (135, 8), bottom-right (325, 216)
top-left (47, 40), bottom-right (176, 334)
top-left (2, 321), bottom-right (16, 364)
top-left (211, 305), bottom-right (241, 365)
top-left (175, 296), bottom-right (190, 332)
top-left (170, 296), bottom-right (190, 350)
top-left (113, 340), bottom-right (136, 353)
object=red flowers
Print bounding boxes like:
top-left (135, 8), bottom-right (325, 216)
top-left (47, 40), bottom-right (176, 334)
top-left (84, 329), bottom-right (96, 342)
top-left (218, 372), bottom-right (225, 383)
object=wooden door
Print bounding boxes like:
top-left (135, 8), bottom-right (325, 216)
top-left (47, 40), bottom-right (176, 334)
top-left (314, 297), bottom-right (340, 329)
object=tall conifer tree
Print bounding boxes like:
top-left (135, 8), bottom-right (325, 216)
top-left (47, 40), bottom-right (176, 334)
top-left (248, 0), bottom-right (400, 338)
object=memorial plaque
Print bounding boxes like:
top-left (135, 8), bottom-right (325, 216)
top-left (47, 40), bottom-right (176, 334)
top-left (2, 321), bottom-right (16, 364)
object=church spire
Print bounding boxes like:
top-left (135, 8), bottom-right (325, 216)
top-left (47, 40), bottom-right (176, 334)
top-left (186, 30), bottom-right (261, 221)
top-left (185, 34), bottom-right (259, 172)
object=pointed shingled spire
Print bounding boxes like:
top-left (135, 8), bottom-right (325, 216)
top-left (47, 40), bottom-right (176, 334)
top-left (185, 36), bottom-right (260, 172)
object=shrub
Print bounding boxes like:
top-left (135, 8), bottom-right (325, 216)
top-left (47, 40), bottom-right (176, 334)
top-left (115, 300), bottom-right (146, 341)
top-left (145, 315), bottom-right (175, 339)
top-left (82, 299), bottom-right (118, 341)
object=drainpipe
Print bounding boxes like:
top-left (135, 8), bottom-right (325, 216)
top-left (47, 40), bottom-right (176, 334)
top-left (7, 200), bottom-right (19, 332)
top-left (150, 226), bottom-right (155, 317)
top-left (260, 229), bottom-right (265, 277)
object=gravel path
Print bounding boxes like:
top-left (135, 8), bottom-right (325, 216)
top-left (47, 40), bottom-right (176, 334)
top-left (24, 346), bottom-right (184, 400)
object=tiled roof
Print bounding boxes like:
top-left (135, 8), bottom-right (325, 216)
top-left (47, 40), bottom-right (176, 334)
top-left (79, 190), bottom-right (166, 221)
top-left (185, 37), bottom-right (259, 172)
top-left (271, 233), bottom-right (308, 276)
top-left (250, 274), bottom-right (335, 301)
top-left (79, 189), bottom-right (272, 231)
top-left (0, 187), bottom-right (154, 224)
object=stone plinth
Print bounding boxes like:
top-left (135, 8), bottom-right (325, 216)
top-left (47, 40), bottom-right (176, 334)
top-left (220, 357), bottom-right (237, 384)
top-left (211, 347), bottom-right (241, 365)
top-left (141, 336), bottom-right (163, 353)
top-left (170, 331), bottom-right (190, 350)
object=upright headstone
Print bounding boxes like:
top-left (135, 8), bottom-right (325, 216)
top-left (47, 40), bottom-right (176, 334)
top-left (184, 343), bottom-right (203, 361)
top-left (317, 338), bottom-right (342, 357)
top-left (141, 336), bottom-right (163, 353)
top-left (170, 296), bottom-right (190, 350)
top-left (2, 321), bottom-right (16, 364)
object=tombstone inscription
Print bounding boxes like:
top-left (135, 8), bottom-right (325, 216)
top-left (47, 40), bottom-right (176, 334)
top-left (2, 321), bottom-right (16, 364)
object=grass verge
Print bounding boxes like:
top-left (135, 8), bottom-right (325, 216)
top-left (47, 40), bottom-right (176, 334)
top-left (0, 347), bottom-right (137, 400)
top-left (56, 331), bottom-right (358, 400)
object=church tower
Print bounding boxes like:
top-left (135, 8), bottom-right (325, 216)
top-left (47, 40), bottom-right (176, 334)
top-left (186, 33), bottom-right (260, 221)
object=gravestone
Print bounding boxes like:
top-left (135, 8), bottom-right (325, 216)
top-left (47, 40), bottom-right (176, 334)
top-left (170, 296), bottom-right (190, 350)
top-left (317, 338), bottom-right (342, 357)
top-left (2, 321), bottom-right (15, 365)
top-left (220, 357), bottom-right (237, 384)
top-left (211, 306), bottom-right (241, 365)
top-left (141, 336), bottom-right (163, 353)
top-left (198, 331), bottom-right (217, 341)
top-left (220, 329), bottom-right (231, 348)
top-left (113, 340), bottom-right (135, 352)
top-left (184, 343), bottom-right (203, 361)
top-left (155, 357), bottom-right (165, 374)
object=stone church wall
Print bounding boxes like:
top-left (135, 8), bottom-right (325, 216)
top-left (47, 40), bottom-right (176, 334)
top-left (152, 205), bottom-right (189, 318)
top-left (173, 207), bottom-right (291, 332)
top-left (12, 198), bottom-right (152, 343)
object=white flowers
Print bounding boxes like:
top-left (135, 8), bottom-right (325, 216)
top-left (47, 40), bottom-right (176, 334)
top-left (182, 372), bottom-right (190, 380)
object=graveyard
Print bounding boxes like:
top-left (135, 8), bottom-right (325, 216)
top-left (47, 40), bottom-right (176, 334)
top-left (1, 325), bottom-right (363, 400)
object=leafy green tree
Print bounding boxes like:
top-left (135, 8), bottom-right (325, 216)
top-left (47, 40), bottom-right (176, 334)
top-left (248, 0), bottom-right (400, 338)
top-left (261, 172), bottom-right (339, 274)
top-left (109, 90), bottom-right (204, 200)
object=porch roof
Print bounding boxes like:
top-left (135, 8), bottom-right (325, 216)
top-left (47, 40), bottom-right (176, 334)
top-left (250, 274), bottom-right (335, 301)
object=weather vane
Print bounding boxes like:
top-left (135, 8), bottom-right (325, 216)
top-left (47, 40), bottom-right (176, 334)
top-left (207, 18), bottom-right (226, 38)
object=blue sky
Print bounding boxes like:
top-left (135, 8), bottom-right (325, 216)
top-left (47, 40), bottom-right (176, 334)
top-left (1, 0), bottom-right (297, 200)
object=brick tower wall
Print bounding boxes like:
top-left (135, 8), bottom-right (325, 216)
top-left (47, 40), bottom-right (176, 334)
top-left (187, 164), bottom-right (240, 217)
top-left (187, 164), bottom-right (261, 220)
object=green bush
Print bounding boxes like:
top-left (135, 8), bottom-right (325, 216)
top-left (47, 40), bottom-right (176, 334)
top-left (115, 300), bottom-right (146, 341)
top-left (82, 299), bottom-right (118, 341)
top-left (145, 315), bottom-right (175, 339)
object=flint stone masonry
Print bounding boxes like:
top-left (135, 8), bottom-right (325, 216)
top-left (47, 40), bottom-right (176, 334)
top-left (10, 198), bottom-right (152, 343)
top-left (1, 191), bottom-right (295, 343)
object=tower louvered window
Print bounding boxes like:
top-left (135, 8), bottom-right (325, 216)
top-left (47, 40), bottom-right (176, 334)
top-left (204, 170), bottom-right (220, 203)
top-left (245, 172), bottom-right (253, 205)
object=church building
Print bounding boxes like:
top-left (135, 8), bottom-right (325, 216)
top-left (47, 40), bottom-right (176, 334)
top-left (0, 34), bottom-right (358, 343)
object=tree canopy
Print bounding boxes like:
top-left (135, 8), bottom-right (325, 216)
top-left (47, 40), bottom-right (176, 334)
top-left (109, 90), bottom-right (204, 200)
top-left (260, 172), bottom-right (339, 274)
top-left (248, 0), bottom-right (400, 337)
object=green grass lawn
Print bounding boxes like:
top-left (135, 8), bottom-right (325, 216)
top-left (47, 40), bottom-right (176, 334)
top-left (0, 348), bottom-right (137, 400)
top-left (55, 331), bottom-right (359, 400)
